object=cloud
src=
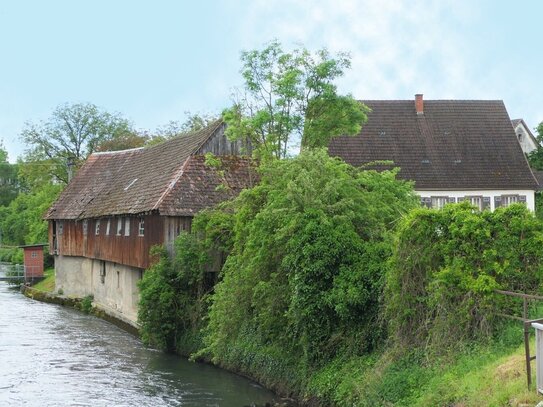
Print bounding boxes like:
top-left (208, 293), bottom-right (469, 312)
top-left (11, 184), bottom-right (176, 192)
top-left (241, 0), bottom-right (477, 100)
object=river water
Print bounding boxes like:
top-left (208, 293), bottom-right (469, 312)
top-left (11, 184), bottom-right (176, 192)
top-left (0, 282), bottom-right (279, 406)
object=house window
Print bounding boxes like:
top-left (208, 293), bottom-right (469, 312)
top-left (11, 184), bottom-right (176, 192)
top-left (95, 220), bottom-right (100, 235)
top-left (100, 260), bottom-right (106, 284)
top-left (502, 195), bottom-right (526, 207)
top-left (58, 221), bottom-right (64, 235)
top-left (106, 219), bottom-right (111, 235)
top-left (31, 251), bottom-right (38, 258)
top-left (124, 218), bottom-right (130, 236)
top-left (466, 196), bottom-right (483, 210)
top-left (116, 218), bottom-right (123, 235)
top-left (83, 220), bottom-right (88, 236)
top-left (431, 196), bottom-right (449, 209)
top-left (138, 218), bottom-right (145, 236)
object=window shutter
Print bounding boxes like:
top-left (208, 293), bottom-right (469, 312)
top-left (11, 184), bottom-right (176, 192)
top-left (494, 196), bottom-right (502, 208)
top-left (420, 197), bottom-right (432, 208)
top-left (448, 197), bottom-right (456, 203)
top-left (482, 197), bottom-right (491, 210)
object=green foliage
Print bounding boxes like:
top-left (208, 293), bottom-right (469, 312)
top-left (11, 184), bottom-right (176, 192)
top-left (80, 295), bottom-right (94, 314)
top-left (527, 121), bottom-right (543, 170)
top-left (223, 40), bottom-right (368, 159)
top-left (0, 183), bottom-right (62, 246)
top-left (0, 143), bottom-right (19, 206)
top-left (20, 102), bottom-right (135, 184)
top-left (138, 237), bottom-right (210, 352)
top-left (386, 202), bottom-right (543, 351)
top-left (202, 149), bottom-right (417, 370)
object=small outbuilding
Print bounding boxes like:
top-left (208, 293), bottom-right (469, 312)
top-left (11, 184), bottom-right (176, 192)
top-left (19, 244), bottom-right (47, 282)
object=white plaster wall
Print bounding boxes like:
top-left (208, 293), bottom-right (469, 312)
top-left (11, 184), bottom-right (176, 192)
top-left (514, 123), bottom-right (538, 154)
top-left (90, 260), bottom-right (142, 325)
top-left (54, 255), bottom-right (142, 327)
top-left (55, 255), bottom-right (93, 297)
top-left (417, 189), bottom-right (535, 212)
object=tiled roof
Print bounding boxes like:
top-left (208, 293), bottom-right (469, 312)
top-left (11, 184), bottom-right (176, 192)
top-left (45, 120), bottom-right (254, 220)
top-left (532, 170), bottom-right (543, 192)
top-left (158, 156), bottom-right (257, 216)
top-left (329, 100), bottom-right (538, 190)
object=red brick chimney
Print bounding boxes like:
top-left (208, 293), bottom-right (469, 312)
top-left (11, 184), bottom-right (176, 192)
top-left (415, 94), bottom-right (424, 115)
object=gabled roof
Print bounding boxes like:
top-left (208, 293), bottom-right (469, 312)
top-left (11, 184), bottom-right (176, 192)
top-left (329, 100), bottom-right (538, 190)
top-left (512, 118), bottom-right (539, 147)
top-left (45, 120), bottom-right (254, 220)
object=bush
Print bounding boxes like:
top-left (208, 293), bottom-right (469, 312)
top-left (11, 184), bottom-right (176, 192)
top-left (202, 149), bottom-right (417, 370)
top-left (386, 202), bottom-right (543, 351)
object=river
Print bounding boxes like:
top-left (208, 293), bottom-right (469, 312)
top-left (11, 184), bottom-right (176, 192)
top-left (0, 281), bottom-right (280, 406)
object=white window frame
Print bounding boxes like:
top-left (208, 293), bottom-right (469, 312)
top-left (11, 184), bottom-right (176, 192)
top-left (116, 218), bottom-right (123, 236)
top-left (124, 218), bottom-right (130, 236)
top-left (431, 196), bottom-right (449, 210)
top-left (138, 218), bottom-right (145, 236)
top-left (106, 219), bottom-right (111, 236)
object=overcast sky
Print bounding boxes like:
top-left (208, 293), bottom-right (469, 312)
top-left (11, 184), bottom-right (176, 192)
top-left (1, 0), bottom-right (541, 162)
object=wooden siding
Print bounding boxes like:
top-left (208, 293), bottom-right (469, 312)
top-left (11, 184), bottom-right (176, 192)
top-left (196, 122), bottom-right (251, 156)
top-left (164, 216), bottom-right (192, 255)
top-left (52, 214), bottom-right (165, 269)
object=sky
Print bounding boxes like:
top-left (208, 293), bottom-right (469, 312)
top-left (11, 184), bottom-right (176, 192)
top-left (1, 0), bottom-right (542, 162)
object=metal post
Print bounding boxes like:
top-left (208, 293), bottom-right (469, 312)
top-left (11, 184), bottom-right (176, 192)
top-left (525, 320), bottom-right (532, 389)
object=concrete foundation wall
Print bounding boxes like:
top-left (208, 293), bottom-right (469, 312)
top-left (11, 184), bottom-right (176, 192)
top-left (55, 255), bottom-right (142, 326)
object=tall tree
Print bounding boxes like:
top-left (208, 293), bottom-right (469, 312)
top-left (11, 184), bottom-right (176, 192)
top-left (20, 103), bottom-right (136, 183)
top-left (0, 143), bottom-right (19, 206)
top-left (223, 40), bottom-right (368, 159)
top-left (528, 121), bottom-right (543, 170)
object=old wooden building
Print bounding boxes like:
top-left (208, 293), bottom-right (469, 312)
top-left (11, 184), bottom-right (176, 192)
top-left (45, 120), bottom-right (254, 326)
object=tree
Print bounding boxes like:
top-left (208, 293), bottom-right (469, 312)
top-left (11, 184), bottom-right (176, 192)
top-left (20, 103), bottom-right (136, 183)
top-left (223, 40), bottom-right (369, 159)
top-left (0, 143), bottom-right (19, 206)
top-left (527, 121), bottom-right (543, 169)
top-left (146, 113), bottom-right (219, 147)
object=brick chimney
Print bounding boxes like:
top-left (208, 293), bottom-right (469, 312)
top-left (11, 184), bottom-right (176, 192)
top-left (415, 94), bottom-right (424, 115)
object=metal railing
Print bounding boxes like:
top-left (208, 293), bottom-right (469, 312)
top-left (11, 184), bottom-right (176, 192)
top-left (494, 289), bottom-right (543, 390)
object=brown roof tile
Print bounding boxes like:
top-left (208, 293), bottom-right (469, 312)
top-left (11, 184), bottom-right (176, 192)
top-left (45, 120), bottom-right (254, 220)
top-left (329, 100), bottom-right (538, 190)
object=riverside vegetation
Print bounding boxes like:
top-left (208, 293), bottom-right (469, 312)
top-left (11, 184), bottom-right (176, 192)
top-left (137, 149), bottom-right (543, 406)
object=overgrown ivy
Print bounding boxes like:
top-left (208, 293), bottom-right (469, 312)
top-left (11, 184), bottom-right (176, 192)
top-left (199, 149), bottom-right (418, 370)
top-left (386, 202), bottom-right (543, 352)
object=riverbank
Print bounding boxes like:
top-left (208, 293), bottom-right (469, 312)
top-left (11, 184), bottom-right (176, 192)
top-left (22, 278), bottom-right (542, 406)
top-left (20, 283), bottom-right (295, 406)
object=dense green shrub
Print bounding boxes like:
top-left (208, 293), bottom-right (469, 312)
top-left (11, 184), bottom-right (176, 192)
top-left (138, 234), bottom-right (211, 352)
top-left (201, 149), bottom-right (417, 370)
top-left (386, 202), bottom-right (543, 351)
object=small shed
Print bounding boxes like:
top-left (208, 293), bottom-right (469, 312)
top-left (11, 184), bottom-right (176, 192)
top-left (19, 244), bottom-right (47, 281)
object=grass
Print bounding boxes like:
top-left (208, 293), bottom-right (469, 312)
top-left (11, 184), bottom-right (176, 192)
top-left (32, 267), bottom-right (55, 292)
top-left (301, 320), bottom-right (543, 406)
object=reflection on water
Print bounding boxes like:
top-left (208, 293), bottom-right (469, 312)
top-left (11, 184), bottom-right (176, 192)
top-left (0, 282), bottom-right (278, 406)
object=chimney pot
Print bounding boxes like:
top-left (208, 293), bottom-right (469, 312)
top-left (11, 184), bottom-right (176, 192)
top-left (415, 94), bottom-right (424, 115)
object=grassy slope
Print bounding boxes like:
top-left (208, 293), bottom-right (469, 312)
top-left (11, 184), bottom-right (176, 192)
top-left (32, 267), bottom-right (55, 292)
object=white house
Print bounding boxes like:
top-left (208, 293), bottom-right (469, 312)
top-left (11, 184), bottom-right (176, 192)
top-left (329, 95), bottom-right (539, 211)
top-left (512, 118), bottom-right (539, 155)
